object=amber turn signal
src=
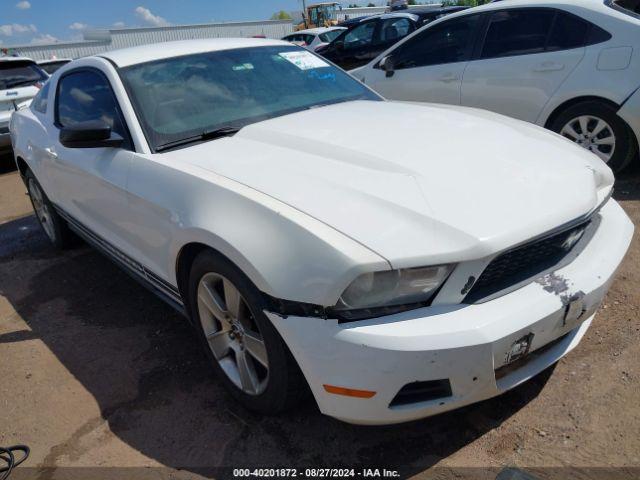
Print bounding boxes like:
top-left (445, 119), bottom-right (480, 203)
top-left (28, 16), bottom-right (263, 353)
top-left (323, 384), bottom-right (376, 398)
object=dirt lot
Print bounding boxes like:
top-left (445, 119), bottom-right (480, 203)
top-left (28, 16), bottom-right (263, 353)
top-left (1, 155), bottom-right (639, 480)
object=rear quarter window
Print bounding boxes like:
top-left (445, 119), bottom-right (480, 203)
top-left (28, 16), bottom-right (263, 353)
top-left (0, 61), bottom-right (47, 90)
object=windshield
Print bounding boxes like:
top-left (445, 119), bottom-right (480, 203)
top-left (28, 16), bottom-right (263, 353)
top-left (319, 29), bottom-right (344, 43)
top-left (0, 61), bottom-right (48, 90)
top-left (121, 45), bottom-right (380, 152)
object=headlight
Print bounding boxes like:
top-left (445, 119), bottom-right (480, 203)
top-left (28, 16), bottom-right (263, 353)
top-left (335, 265), bottom-right (454, 311)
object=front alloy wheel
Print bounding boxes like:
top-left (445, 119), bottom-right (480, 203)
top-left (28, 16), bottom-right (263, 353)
top-left (197, 272), bottom-right (269, 395)
top-left (188, 250), bottom-right (307, 413)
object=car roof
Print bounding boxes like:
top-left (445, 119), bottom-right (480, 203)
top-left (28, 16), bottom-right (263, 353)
top-left (344, 11), bottom-right (419, 24)
top-left (410, 5), bottom-right (469, 14)
top-left (100, 38), bottom-right (292, 68)
top-left (377, 12), bottom-right (420, 21)
top-left (37, 58), bottom-right (72, 64)
top-left (288, 26), bottom-right (346, 35)
top-left (453, 0), bottom-right (614, 15)
top-left (0, 56), bottom-right (36, 63)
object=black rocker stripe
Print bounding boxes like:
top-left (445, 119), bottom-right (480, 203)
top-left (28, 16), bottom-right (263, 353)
top-left (54, 205), bottom-right (186, 315)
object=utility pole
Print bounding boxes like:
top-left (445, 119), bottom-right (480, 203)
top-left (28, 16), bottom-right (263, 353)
top-left (302, 0), bottom-right (308, 28)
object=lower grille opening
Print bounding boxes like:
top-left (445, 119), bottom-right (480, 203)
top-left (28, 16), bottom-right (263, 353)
top-left (389, 379), bottom-right (452, 407)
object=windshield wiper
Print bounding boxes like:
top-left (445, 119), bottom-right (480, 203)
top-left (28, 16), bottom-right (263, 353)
top-left (155, 126), bottom-right (241, 152)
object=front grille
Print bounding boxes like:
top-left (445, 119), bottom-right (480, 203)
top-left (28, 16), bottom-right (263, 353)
top-left (465, 219), bottom-right (591, 303)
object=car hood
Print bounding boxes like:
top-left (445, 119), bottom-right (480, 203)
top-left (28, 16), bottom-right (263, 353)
top-left (170, 101), bottom-right (614, 268)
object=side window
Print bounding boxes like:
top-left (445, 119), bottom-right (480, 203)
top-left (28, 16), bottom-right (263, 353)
top-left (344, 21), bottom-right (377, 49)
top-left (56, 70), bottom-right (126, 137)
top-left (31, 81), bottom-right (50, 114)
top-left (393, 15), bottom-right (480, 69)
top-left (378, 18), bottom-right (412, 44)
top-left (547, 12), bottom-right (589, 51)
top-left (480, 9), bottom-right (555, 59)
top-left (305, 35), bottom-right (316, 45)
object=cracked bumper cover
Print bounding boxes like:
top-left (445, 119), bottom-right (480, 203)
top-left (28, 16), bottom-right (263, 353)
top-left (266, 199), bottom-right (633, 425)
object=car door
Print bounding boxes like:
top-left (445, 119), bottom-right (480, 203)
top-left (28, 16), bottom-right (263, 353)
top-left (333, 19), bottom-right (380, 70)
top-left (461, 8), bottom-right (587, 123)
top-left (49, 68), bottom-right (135, 252)
top-left (368, 13), bottom-right (481, 104)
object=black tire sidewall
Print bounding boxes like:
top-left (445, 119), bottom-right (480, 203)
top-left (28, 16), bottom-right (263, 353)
top-left (550, 101), bottom-right (634, 173)
top-left (188, 250), bottom-right (302, 414)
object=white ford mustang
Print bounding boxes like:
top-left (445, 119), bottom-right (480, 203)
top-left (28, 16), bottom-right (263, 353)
top-left (10, 39), bottom-right (634, 425)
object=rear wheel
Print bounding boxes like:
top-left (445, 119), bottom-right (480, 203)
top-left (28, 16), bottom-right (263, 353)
top-left (550, 100), bottom-right (637, 173)
top-left (188, 250), bottom-right (307, 413)
top-left (25, 169), bottom-right (75, 249)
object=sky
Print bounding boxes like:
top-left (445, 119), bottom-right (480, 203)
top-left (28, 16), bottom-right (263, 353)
top-left (0, 0), bottom-right (388, 46)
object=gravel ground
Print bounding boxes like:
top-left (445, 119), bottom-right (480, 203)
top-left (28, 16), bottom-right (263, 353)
top-left (1, 159), bottom-right (639, 480)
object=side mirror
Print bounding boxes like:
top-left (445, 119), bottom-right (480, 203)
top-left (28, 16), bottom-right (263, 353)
top-left (59, 120), bottom-right (124, 149)
top-left (379, 55), bottom-right (396, 78)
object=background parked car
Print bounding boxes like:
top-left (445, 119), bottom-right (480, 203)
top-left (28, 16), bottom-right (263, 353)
top-left (352, 0), bottom-right (640, 172)
top-left (37, 58), bottom-right (72, 75)
top-left (1, 56), bottom-right (48, 155)
top-left (317, 9), bottom-right (465, 70)
top-left (282, 27), bottom-right (346, 52)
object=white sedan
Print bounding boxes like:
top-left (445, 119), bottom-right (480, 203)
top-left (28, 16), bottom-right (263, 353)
top-left (10, 39), bottom-right (633, 425)
top-left (351, 0), bottom-right (640, 173)
top-left (282, 27), bottom-right (346, 51)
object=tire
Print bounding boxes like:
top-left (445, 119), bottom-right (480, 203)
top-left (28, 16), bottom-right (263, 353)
top-left (188, 249), bottom-right (307, 414)
top-left (550, 100), bottom-right (637, 173)
top-left (24, 169), bottom-right (75, 249)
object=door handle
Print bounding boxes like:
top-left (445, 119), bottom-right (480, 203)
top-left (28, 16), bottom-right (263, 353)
top-left (44, 148), bottom-right (58, 160)
top-left (438, 73), bottom-right (460, 83)
top-left (533, 61), bottom-right (565, 72)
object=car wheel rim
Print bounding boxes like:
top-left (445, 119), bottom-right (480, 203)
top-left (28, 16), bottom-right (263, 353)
top-left (560, 115), bottom-right (616, 163)
top-left (28, 178), bottom-right (56, 242)
top-left (197, 272), bottom-right (269, 396)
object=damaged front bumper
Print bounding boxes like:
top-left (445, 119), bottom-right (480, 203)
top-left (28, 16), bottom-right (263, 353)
top-left (267, 199), bottom-right (634, 425)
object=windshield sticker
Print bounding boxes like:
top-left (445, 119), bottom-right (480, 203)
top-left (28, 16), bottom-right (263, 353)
top-left (232, 63), bottom-right (255, 71)
top-left (278, 51), bottom-right (330, 70)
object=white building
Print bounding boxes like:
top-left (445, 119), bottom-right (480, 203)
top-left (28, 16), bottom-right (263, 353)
top-left (2, 20), bottom-right (294, 61)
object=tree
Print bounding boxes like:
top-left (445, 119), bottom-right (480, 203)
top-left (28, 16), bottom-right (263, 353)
top-left (270, 10), bottom-right (292, 20)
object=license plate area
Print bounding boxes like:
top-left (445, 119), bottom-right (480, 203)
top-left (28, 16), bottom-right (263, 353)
top-left (495, 331), bottom-right (570, 380)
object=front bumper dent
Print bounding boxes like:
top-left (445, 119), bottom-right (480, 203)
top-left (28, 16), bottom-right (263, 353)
top-left (267, 199), bottom-right (633, 425)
